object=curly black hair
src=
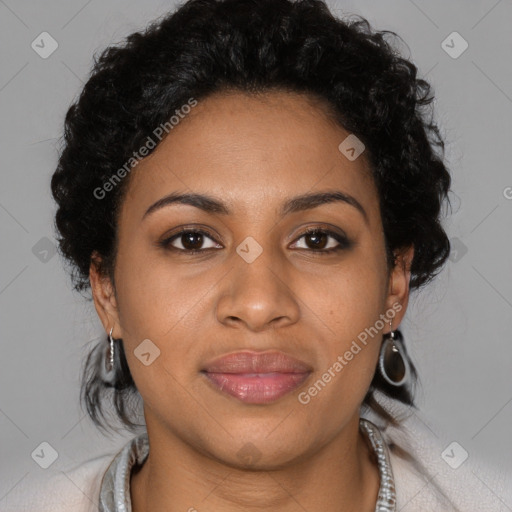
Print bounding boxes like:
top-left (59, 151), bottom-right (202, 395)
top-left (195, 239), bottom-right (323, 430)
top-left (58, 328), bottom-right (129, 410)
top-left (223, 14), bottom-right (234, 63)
top-left (50, 0), bottom-right (452, 435)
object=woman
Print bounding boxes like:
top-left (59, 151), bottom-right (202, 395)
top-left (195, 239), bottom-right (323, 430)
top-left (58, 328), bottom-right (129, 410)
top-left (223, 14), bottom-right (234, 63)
top-left (3, 0), bottom-right (507, 511)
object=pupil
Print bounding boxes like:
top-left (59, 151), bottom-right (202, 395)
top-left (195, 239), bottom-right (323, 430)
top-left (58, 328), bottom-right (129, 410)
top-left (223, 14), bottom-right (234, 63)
top-left (183, 232), bottom-right (202, 250)
top-left (307, 231), bottom-right (327, 249)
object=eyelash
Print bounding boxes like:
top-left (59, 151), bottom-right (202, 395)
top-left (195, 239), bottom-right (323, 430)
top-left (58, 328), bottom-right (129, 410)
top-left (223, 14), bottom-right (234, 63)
top-left (158, 227), bottom-right (352, 255)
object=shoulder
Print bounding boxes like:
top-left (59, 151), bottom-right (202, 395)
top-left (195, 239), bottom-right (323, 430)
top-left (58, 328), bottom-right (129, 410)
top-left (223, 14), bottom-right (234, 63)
top-left (376, 409), bottom-right (512, 511)
top-left (1, 453), bottom-right (114, 512)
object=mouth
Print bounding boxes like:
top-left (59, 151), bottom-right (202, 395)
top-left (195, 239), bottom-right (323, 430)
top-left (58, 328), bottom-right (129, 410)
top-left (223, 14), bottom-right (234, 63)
top-left (201, 350), bottom-right (313, 404)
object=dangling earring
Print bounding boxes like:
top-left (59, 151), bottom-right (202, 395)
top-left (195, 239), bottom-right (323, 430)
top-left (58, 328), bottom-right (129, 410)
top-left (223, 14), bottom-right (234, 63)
top-left (100, 327), bottom-right (116, 383)
top-left (379, 320), bottom-right (410, 386)
top-left (106, 327), bottom-right (115, 373)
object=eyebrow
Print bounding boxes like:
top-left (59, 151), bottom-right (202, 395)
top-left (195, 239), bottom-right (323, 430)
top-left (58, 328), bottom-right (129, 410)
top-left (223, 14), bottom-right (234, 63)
top-left (142, 190), bottom-right (368, 224)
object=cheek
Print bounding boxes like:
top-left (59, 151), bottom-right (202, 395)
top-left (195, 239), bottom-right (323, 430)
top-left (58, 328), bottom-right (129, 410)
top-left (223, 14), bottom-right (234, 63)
top-left (114, 241), bottom-right (201, 337)
top-left (306, 257), bottom-right (386, 397)
top-left (319, 258), bottom-right (388, 342)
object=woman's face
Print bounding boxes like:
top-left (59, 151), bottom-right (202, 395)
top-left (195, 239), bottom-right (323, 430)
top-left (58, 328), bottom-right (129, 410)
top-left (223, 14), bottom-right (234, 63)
top-left (91, 90), bottom-right (412, 467)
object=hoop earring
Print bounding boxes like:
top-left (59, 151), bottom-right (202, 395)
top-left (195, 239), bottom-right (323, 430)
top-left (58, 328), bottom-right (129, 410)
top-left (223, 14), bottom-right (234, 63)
top-left (378, 320), bottom-right (410, 387)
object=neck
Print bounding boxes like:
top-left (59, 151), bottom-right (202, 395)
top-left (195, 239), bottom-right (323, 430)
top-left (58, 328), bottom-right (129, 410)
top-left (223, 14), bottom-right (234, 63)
top-left (131, 414), bottom-right (381, 512)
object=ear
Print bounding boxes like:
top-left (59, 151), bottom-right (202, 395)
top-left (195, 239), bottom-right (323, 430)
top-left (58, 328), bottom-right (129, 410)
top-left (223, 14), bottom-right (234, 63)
top-left (89, 251), bottom-right (121, 338)
top-left (384, 245), bottom-right (414, 332)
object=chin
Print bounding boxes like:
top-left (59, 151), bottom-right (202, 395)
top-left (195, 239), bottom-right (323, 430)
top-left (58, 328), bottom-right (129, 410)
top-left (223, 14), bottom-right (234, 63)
top-left (198, 425), bottom-right (314, 470)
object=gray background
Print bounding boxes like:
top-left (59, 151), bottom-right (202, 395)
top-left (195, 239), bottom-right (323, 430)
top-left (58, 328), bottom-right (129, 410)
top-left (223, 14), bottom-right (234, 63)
top-left (1, 0), bottom-right (511, 506)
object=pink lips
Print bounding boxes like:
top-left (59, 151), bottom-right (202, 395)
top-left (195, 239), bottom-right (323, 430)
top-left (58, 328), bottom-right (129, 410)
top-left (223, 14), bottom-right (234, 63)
top-left (201, 350), bottom-right (312, 404)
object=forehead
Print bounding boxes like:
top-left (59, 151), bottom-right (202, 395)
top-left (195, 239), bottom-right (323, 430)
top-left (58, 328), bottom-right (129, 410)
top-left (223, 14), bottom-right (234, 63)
top-left (121, 90), bottom-right (379, 224)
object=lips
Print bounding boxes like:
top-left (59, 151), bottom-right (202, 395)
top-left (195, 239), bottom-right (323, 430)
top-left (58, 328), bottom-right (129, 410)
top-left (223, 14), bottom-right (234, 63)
top-left (201, 350), bottom-right (312, 404)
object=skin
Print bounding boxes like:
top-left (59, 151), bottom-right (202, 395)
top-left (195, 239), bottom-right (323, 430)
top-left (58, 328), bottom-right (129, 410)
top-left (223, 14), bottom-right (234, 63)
top-left (90, 90), bottom-right (414, 512)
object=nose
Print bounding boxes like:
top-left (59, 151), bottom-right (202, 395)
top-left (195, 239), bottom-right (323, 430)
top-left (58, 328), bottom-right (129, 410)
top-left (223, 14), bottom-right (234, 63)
top-left (216, 249), bottom-right (300, 332)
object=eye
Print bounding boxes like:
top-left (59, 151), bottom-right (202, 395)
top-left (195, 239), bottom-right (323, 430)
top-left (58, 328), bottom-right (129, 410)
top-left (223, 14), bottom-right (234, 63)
top-left (158, 228), bottom-right (222, 253)
top-left (291, 227), bottom-right (352, 254)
